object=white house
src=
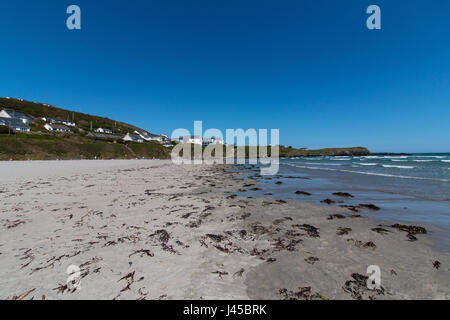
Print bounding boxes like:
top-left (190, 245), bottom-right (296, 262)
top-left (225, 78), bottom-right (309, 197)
top-left (181, 135), bottom-right (202, 145)
top-left (123, 133), bottom-right (144, 143)
top-left (41, 117), bottom-right (76, 127)
top-left (203, 137), bottom-right (224, 147)
top-left (134, 130), bottom-right (166, 143)
top-left (95, 128), bottom-right (113, 134)
top-left (0, 117), bottom-right (30, 132)
top-left (0, 110), bottom-right (34, 124)
top-left (163, 142), bottom-right (173, 148)
top-left (62, 119), bottom-right (76, 127)
top-left (44, 123), bottom-right (71, 133)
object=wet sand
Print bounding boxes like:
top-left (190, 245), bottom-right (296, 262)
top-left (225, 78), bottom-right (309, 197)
top-left (0, 160), bottom-right (449, 300)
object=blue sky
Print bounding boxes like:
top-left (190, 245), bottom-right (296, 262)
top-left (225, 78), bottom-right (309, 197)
top-left (1, 0), bottom-right (449, 152)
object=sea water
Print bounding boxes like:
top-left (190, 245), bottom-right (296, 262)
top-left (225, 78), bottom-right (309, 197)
top-left (242, 154), bottom-right (450, 252)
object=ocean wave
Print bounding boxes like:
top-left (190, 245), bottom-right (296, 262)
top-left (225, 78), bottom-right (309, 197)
top-left (442, 160), bottom-right (450, 163)
top-left (413, 160), bottom-right (434, 162)
top-left (383, 156), bottom-right (408, 159)
top-left (305, 162), bottom-right (342, 166)
top-left (410, 155), bottom-right (447, 158)
top-left (358, 163), bottom-right (378, 166)
top-left (382, 165), bottom-right (415, 169)
top-left (282, 163), bottom-right (450, 182)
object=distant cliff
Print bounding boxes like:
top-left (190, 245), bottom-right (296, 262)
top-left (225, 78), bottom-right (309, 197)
top-left (279, 146), bottom-right (371, 157)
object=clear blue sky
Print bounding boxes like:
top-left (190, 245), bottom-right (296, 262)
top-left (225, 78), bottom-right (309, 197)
top-left (1, 0), bottom-right (449, 152)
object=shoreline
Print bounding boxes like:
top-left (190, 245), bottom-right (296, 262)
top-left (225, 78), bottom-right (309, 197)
top-left (0, 160), bottom-right (449, 299)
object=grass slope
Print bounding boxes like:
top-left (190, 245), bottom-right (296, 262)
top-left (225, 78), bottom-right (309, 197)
top-left (0, 97), bottom-right (145, 134)
top-left (0, 134), bottom-right (170, 160)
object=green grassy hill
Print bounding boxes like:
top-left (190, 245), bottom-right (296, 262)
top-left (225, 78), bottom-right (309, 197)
top-left (0, 97), bottom-right (145, 134)
top-left (278, 146), bottom-right (370, 157)
top-left (0, 97), bottom-right (171, 160)
top-left (0, 133), bottom-right (170, 160)
top-left (0, 97), bottom-right (371, 160)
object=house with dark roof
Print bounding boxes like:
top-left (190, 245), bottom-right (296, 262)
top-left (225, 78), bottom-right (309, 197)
top-left (95, 128), bottom-right (113, 134)
top-left (0, 109), bottom-right (34, 124)
top-left (41, 117), bottom-right (76, 127)
top-left (0, 117), bottom-right (31, 132)
top-left (134, 130), bottom-right (166, 142)
top-left (123, 133), bottom-right (144, 143)
top-left (44, 123), bottom-right (71, 133)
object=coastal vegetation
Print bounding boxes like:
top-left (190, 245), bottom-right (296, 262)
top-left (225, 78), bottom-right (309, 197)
top-left (0, 97), bottom-right (143, 134)
top-left (0, 133), bottom-right (170, 160)
top-left (1, 97), bottom-right (370, 160)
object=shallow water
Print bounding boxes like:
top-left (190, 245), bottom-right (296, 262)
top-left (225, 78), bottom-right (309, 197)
top-left (237, 154), bottom-right (450, 252)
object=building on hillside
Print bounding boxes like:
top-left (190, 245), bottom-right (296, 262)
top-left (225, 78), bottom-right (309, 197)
top-left (163, 142), bottom-right (173, 148)
top-left (41, 117), bottom-right (76, 127)
top-left (44, 123), bottom-right (71, 133)
top-left (0, 117), bottom-right (31, 132)
top-left (123, 133), bottom-right (144, 143)
top-left (202, 137), bottom-right (224, 147)
top-left (0, 109), bottom-right (34, 124)
top-left (134, 130), bottom-right (167, 143)
top-left (95, 128), bottom-right (113, 134)
top-left (181, 135), bottom-right (202, 145)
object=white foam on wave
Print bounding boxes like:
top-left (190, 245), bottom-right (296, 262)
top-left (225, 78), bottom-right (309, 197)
top-left (413, 160), bottom-right (434, 162)
top-left (305, 162), bottom-right (342, 166)
top-left (282, 162), bottom-right (450, 182)
top-left (383, 156), bottom-right (408, 159)
top-left (442, 160), bottom-right (450, 163)
top-left (382, 165), bottom-right (415, 169)
top-left (358, 163), bottom-right (377, 166)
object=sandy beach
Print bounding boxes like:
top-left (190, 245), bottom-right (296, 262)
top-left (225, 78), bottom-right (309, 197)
top-left (0, 160), bottom-right (449, 300)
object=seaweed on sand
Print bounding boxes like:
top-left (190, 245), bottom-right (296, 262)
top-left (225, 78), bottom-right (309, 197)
top-left (279, 287), bottom-right (325, 300)
top-left (206, 234), bottom-right (225, 242)
top-left (292, 224), bottom-right (320, 238)
top-left (372, 227), bottom-right (390, 234)
top-left (328, 214), bottom-right (346, 220)
top-left (304, 257), bottom-right (319, 265)
top-left (433, 260), bottom-right (441, 269)
top-left (391, 224), bottom-right (427, 235)
top-left (337, 227), bottom-right (352, 236)
top-left (129, 249), bottom-right (154, 258)
top-left (333, 192), bottom-right (354, 198)
top-left (342, 273), bottom-right (386, 300)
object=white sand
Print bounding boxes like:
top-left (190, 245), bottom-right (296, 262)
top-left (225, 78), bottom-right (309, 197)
top-left (0, 160), bottom-right (449, 300)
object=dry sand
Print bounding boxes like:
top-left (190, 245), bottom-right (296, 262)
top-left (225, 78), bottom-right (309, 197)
top-left (0, 160), bottom-right (448, 300)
